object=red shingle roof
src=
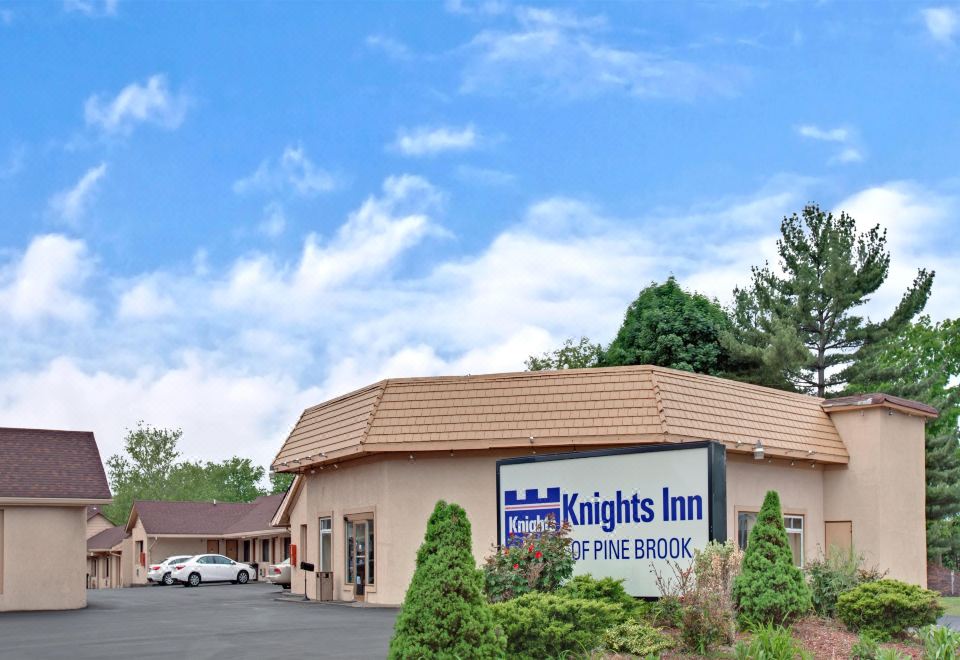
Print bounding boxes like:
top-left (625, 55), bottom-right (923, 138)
top-left (130, 494), bottom-right (285, 536)
top-left (0, 427), bottom-right (111, 500)
top-left (87, 525), bottom-right (128, 551)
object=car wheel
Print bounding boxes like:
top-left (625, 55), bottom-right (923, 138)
top-left (236, 571), bottom-right (249, 585)
top-left (187, 572), bottom-right (201, 587)
top-left (162, 572), bottom-right (174, 586)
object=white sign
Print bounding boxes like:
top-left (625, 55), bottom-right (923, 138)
top-left (497, 442), bottom-right (725, 597)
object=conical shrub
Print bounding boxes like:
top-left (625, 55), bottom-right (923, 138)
top-left (732, 490), bottom-right (811, 625)
top-left (389, 500), bottom-right (504, 659)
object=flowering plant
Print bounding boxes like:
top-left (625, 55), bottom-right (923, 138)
top-left (483, 515), bottom-right (574, 603)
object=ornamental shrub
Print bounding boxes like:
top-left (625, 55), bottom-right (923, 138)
top-left (805, 547), bottom-right (881, 618)
top-left (732, 623), bottom-right (811, 660)
top-left (483, 515), bottom-right (574, 603)
top-left (601, 620), bottom-right (674, 656)
top-left (490, 592), bottom-right (623, 660)
top-left (557, 574), bottom-right (645, 616)
top-left (733, 490), bottom-right (812, 626)
top-left (683, 540), bottom-right (744, 651)
top-left (835, 579), bottom-right (943, 641)
top-left (388, 501), bottom-right (504, 659)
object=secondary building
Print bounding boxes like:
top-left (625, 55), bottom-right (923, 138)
top-left (122, 494), bottom-right (290, 585)
top-left (270, 365), bottom-right (934, 605)
top-left (87, 524), bottom-right (127, 589)
top-left (0, 427), bottom-right (112, 611)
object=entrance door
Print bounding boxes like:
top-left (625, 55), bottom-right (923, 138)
top-left (207, 540), bottom-right (219, 554)
top-left (225, 539), bottom-right (239, 560)
top-left (825, 521), bottom-right (853, 555)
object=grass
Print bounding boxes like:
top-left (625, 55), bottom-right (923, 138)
top-left (941, 597), bottom-right (960, 616)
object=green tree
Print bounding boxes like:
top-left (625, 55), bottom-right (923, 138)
top-left (727, 205), bottom-right (934, 396)
top-left (733, 490), bottom-right (812, 625)
top-left (269, 471), bottom-right (296, 494)
top-left (846, 317), bottom-right (960, 564)
top-left (389, 501), bottom-right (504, 659)
top-left (603, 276), bottom-right (734, 374)
top-left (525, 336), bottom-right (603, 371)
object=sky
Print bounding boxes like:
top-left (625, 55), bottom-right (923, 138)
top-left (1, 1), bottom-right (959, 473)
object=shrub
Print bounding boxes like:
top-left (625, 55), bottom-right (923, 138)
top-left (558, 574), bottom-right (645, 616)
top-left (388, 501), bottom-right (504, 659)
top-left (491, 592), bottom-right (622, 660)
top-left (848, 633), bottom-right (879, 660)
top-left (601, 620), bottom-right (674, 656)
top-left (806, 548), bottom-right (865, 618)
top-left (874, 650), bottom-right (909, 660)
top-left (733, 491), bottom-right (812, 626)
top-left (919, 624), bottom-right (960, 660)
top-left (483, 516), bottom-right (574, 603)
top-left (835, 579), bottom-right (943, 641)
top-left (732, 623), bottom-right (811, 660)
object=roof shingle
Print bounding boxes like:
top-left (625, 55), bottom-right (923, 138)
top-left (87, 525), bottom-right (128, 551)
top-left (130, 494), bottom-right (285, 536)
top-left (0, 427), bottom-right (111, 500)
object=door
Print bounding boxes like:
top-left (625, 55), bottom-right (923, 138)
top-left (825, 521), bottom-right (853, 556)
top-left (225, 540), bottom-right (239, 560)
top-left (207, 540), bottom-right (218, 554)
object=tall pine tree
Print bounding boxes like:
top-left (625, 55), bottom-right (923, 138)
top-left (726, 204), bottom-right (934, 397)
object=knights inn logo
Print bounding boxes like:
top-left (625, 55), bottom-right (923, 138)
top-left (503, 487), bottom-right (561, 536)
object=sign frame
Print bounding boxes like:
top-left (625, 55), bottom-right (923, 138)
top-left (495, 440), bottom-right (727, 561)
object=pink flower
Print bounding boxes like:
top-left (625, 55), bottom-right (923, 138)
top-left (513, 564), bottom-right (519, 570)
top-left (528, 545), bottom-right (534, 553)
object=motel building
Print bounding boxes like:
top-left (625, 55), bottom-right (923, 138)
top-left (270, 365), bottom-right (935, 604)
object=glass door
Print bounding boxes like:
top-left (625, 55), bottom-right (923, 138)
top-left (345, 518), bottom-right (375, 588)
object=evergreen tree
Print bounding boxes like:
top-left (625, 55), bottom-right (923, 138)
top-left (389, 501), bottom-right (504, 659)
top-left (603, 276), bottom-right (735, 375)
top-left (733, 490), bottom-right (812, 625)
top-left (726, 204), bottom-right (934, 396)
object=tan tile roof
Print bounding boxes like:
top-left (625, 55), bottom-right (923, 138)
top-left (273, 365), bottom-right (852, 469)
top-left (0, 427), bottom-right (112, 500)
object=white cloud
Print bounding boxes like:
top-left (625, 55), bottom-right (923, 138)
top-left (922, 7), bottom-right (959, 44)
top-left (49, 162), bottom-right (107, 223)
top-left (84, 74), bottom-right (189, 135)
top-left (117, 279), bottom-right (177, 320)
top-left (64, 0), bottom-right (117, 17)
top-left (390, 124), bottom-right (480, 156)
top-left (364, 34), bottom-right (412, 60)
top-left (233, 145), bottom-right (337, 197)
top-left (0, 234), bottom-right (94, 323)
top-left (796, 123), bottom-right (863, 165)
top-left (460, 7), bottom-right (743, 100)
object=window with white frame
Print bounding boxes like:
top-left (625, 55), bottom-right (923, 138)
top-left (737, 511), bottom-right (805, 567)
top-left (319, 517), bottom-right (332, 573)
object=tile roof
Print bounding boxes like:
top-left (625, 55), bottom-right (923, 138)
top-left (129, 494), bottom-right (285, 536)
top-left (0, 428), bottom-right (111, 500)
top-left (87, 525), bottom-right (128, 551)
top-left (273, 365), bottom-right (854, 469)
top-left (822, 393), bottom-right (939, 418)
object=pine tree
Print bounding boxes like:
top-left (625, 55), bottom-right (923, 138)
top-left (733, 491), bottom-right (812, 625)
top-left (389, 501), bottom-right (504, 659)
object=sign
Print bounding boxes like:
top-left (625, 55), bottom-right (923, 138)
top-left (496, 441), bottom-right (726, 597)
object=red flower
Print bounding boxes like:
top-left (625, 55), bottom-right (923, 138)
top-left (535, 551), bottom-right (542, 559)
top-left (513, 564), bottom-right (519, 570)
top-left (528, 545), bottom-right (534, 552)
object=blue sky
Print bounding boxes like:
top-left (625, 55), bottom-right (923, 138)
top-left (2, 0), bottom-right (959, 469)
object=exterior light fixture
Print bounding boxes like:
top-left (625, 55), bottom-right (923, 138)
top-left (333, 464), bottom-right (339, 469)
top-left (529, 436), bottom-right (535, 444)
top-left (320, 451), bottom-right (327, 457)
top-left (409, 454), bottom-right (414, 461)
top-left (753, 440), bottom-right (764, 461)
top-left (810, 463), bottom-right (816, 468)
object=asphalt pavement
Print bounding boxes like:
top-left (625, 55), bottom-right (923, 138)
top-left (0, 582), bottom-right (398, 660)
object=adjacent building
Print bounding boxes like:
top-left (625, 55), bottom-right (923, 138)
top-left (0, 427), bottom-right (112, 611)
top-left (270, 365), bottom-right (934, 605)
top-left (122, 494), bottom-right (290, 585)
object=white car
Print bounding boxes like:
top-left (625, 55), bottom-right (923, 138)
top-left (265, 557), bottom-right (291, 588)
top-left (171, 554), bottom-right (254, 587)
top-left (147, 555), bottom-right (194, 586)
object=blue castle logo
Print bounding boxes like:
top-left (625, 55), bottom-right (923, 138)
top-left (503, 487), bottom-right (561, 539)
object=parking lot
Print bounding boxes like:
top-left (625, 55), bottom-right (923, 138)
top-left (0, 583), bottom-right (398, 660)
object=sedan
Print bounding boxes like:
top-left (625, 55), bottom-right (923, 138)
top-left (171, 554), bottom-right (254, 587)
top-left (147, 555), bottom-right (194, 586)
top-left (265, 558), bottom-right (291, 588)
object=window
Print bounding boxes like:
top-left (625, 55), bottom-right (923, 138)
top-left (299, 524), bottom-right (308, 567)
top-left (261, 539), bottom-right (270, 563)
top-left (283, 537), bottom-right (291, 561)
top-left (345, 518), bottom-right (374, 586)
top-left (319, 517), bottom-right (332, 573)
top-left (105, 558), bottom-right (110, 578)
top-left (737, 511), bottom-right (805, 567)
top-left (136, 540), bottom-right (145, 566)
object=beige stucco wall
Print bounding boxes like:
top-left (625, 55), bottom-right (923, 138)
top-left (86, 553), bottom-right (122, 589)
top-left (825, 408), bottom-right (927, 586)
top-left (0, 506), bottom-right (88, 611)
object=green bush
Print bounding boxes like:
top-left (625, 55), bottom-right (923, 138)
top-left (835, 579), bottom-right (943, 641)
top-left (388, 501), bottom-right (504, 659)
top-left (490, 592), bottom-right (622, 660)
top-left (483, 516), bottom-right (574, 603)
top-left (557, 574), bottom-right (644, 616)
top-left (848, 633), bottom-right (879, 660)
top-left (919, 624), bottom-right (960, 659)
top-left (874, 650), bottom-right (909, 660)
top-left (805, 548), bottom-right (867, 618)
top-left (732, 623), bottom-right (811, 660)
top-left (733, 491), bottom-right (812, 626)
top-left (601, 620), bottom-right (674, 656)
